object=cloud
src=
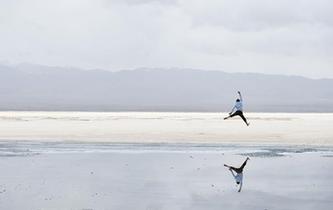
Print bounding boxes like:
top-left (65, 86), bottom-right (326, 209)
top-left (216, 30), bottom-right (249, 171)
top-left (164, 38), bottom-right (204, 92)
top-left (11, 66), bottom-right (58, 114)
top-left (0, 0), bottom-right (332, 78)
top-left (103, 0), bottom-right (178, 6)
top-left (182, 0), bottom-right (333, 30)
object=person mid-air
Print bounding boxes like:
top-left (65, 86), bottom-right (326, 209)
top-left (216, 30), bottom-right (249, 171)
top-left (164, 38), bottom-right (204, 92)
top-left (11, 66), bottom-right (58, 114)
top-left (224, 157), bottom-right (250, 192)
top-left (224, 91), bottom-right (250, 126)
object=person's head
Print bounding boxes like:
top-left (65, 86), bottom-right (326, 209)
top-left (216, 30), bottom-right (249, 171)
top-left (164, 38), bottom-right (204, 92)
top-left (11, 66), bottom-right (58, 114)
top-left (236, 99), bottom-right (240, 102)
top-left (236, 181), bottom-right (240, 185)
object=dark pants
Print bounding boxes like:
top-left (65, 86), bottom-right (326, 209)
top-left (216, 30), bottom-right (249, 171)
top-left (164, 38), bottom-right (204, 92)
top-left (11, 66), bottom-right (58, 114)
top-left (230, 159), bottom-right (248, 174)
top-left (229, 111), bottom-right (248, 124)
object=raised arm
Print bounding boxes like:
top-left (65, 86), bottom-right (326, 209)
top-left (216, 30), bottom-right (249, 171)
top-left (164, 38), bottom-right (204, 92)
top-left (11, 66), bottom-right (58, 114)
top-left (230, 105), bottom-right (236, 114)
top-left (238, 181), bottom-right (243, 192)
top-left (238, 91), bottom-right (243, 101)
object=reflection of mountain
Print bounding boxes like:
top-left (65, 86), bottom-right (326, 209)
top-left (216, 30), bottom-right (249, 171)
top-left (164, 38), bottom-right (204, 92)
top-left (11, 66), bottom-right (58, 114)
top-left (1, 63), bottom-right (332, 112)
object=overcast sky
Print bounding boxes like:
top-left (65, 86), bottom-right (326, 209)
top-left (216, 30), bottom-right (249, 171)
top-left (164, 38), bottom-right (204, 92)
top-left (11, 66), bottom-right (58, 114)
top-left (1, 0), bottom-right (332, 78)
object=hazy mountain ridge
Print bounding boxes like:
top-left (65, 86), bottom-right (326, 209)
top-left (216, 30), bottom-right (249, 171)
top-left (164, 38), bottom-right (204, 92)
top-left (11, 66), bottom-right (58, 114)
top-left (1, 64), bottom-right (332, 112)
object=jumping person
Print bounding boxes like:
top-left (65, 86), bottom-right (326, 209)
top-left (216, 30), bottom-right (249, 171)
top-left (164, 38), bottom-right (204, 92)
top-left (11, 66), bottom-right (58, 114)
top-left (224, 91), bottom-right (250, 126)
top-left (224, 157), bottom-right (250, 192)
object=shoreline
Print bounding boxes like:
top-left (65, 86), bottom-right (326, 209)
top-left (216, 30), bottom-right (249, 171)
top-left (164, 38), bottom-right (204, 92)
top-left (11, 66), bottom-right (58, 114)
top-left (2, 139), bottom-right (333, 148)
top-left (1, 140), bottom-right (332, 155)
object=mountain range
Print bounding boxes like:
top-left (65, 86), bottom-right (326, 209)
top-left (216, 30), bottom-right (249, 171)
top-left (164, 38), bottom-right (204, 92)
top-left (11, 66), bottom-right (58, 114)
top-left (1, 63), bottom-right (332, 112)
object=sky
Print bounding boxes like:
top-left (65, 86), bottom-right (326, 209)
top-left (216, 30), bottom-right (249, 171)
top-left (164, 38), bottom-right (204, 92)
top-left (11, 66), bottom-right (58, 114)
top-left (1, 0), bottom-right (333, 78)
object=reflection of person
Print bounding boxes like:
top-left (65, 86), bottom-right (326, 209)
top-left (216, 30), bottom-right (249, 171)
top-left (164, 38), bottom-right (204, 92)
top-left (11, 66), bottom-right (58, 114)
top-left (224, 157), bottom-right (250, 192)
top-left (224, 91), bottom-right (249, 126)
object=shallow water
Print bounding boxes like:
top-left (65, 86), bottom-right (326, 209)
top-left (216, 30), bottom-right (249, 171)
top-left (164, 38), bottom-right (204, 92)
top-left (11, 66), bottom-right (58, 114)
top-left (0, 144), bottom-right (332, 210)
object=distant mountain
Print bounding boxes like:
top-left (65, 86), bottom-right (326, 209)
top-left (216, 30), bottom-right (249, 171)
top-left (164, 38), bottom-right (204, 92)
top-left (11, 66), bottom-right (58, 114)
top-left (0, 63), bottom-right (332, 112)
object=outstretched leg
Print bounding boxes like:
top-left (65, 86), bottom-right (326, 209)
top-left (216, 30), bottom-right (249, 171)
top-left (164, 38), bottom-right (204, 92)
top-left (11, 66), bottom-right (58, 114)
top-left (224, 164), bottom-right (242, 174)
top-left (239, 112), bottom-right (249, 126)
top-left (230, 166), bottom-right (241, 173)
top-left (238, 157), bottom-right (250, 172)
top-left (224, 111), bottom-right (240, 120)
top-left (224, 157), bottom-right (250, 173)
